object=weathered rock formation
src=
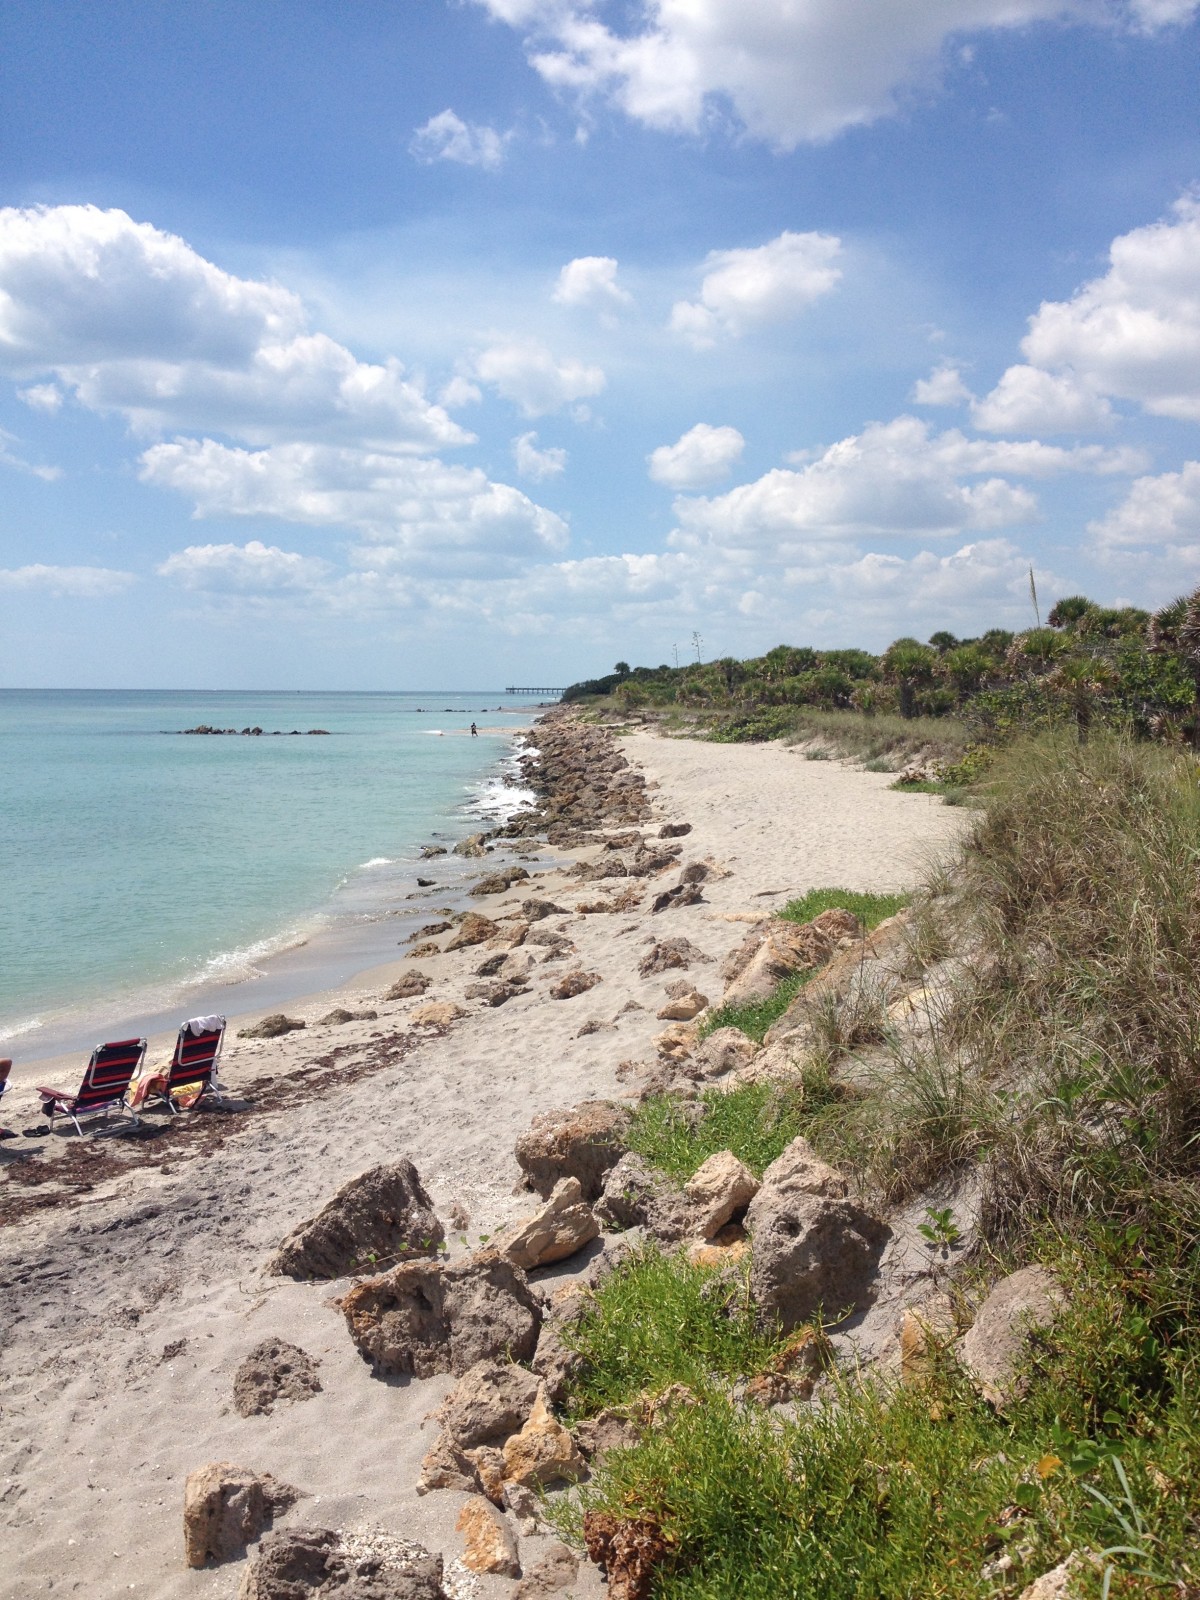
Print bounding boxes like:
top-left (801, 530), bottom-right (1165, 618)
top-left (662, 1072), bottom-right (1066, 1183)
top-left (271, 1160), bottom-right (443, 1280)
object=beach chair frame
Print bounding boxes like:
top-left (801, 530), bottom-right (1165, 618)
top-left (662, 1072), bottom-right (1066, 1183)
top-left (37, 1039), bottom-right (146, 1136)
top-left (147, 1018), bottom-right (227, 1114)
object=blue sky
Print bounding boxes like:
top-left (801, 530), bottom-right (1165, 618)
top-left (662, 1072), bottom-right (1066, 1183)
top-left (1, 0), bottom-right (1199, 688)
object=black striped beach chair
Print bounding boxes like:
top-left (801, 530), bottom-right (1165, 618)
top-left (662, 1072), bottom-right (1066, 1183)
top-left (36, 1038), bottom-right (146, 1135)
top-left (144, 1016), bottom-right (226, 1113)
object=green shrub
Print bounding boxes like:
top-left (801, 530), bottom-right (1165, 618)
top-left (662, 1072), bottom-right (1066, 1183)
top-left (625, 1080), bottom-right (819, 1183)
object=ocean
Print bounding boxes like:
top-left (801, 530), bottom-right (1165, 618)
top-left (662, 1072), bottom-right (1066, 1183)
top-left (0, 690), bottom-right (540, 1059)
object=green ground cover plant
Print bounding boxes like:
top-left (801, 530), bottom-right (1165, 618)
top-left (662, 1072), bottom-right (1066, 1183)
top-left (564, 1245), bottom-right (791, 1416)
top-left (777, 886), bottom-right (908, 929)
top-left (624, 1080), bottom-right (819, 1183)
top-left (697, 970), bottom-right (809, 1043)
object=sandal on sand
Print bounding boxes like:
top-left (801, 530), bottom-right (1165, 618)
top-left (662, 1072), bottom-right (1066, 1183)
top-left (22, 1125), bottom-right (50, 1138)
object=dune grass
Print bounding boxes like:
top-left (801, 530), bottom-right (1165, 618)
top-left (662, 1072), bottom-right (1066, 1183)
top-left (624, 1080), bottom-right (824, 1184)
top-left (776, 886), bottom-right (909, 929)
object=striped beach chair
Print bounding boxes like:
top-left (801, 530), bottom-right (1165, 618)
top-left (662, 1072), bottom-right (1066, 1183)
top-left (37, 1039), bottom-right (146, 1135)
top-left (0, 1059), bottom-right (13, 1138)
top-left (143, 1016), bottom-right (227, 1113)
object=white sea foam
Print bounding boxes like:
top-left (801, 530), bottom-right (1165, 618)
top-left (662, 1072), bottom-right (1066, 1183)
top-left (357, 857), bottom-right (396, 869)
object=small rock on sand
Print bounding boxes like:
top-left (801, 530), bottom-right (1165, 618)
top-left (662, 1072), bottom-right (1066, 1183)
top-left (233, 1338), bottom-right (322, 1417)
top-left (271, 1159), bottom-right (444, 1280)
top-left (239, 1013), bottom-right (306, 1040)
top-left (456, 1496), bottom-right (520, 1577)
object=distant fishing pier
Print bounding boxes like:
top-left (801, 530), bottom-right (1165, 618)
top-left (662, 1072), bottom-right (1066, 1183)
top-left (505, 686), bottom-right (565, 697)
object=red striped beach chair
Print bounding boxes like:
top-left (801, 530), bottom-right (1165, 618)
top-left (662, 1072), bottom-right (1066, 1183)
top-left (36, 1039), bottom-right (146, 1135)
top-left (142, 1016), bottom-right (227, 1113)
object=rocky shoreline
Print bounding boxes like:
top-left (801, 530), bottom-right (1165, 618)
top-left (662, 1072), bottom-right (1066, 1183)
top-left (0, 708), bottom-right (968, 1600)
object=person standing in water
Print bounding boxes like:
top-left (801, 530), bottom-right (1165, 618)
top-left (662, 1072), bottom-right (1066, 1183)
top-left (470, 721), bottom-right (478, 736)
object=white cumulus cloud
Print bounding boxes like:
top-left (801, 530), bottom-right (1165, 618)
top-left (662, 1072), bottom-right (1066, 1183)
top-left (669, 231), bottom-right (841, 348)
top-left (473, 0), bottom-right (1196, 150)
top-left (513, 431), bottom-right (568, 480)
top-left (0, 204), bottom-right (470, 452)
top-left (157, 540), bottom-right (333, 594)
top-left (0, 563), bottom-right (135, 596)
top-left (140, 438), bottom-right (569, 576)
top-left (911, 363), bottom-right (972, 407)
top-left (410, 109), bottom-right (510, 170)
top-left (473, 338), bottom-right (606, 415)
top-left (1088, 460), bottom-right (1200, 548)
top-left (976, 195), bottom-right (1200, 431)
top-left (648, 423), bottom-right (745, 489)
top-left (552, 255), bottom-right (633, 313)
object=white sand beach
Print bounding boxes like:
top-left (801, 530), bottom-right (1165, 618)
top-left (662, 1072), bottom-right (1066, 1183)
top-left (0, 727), bottom-right (965, 1599)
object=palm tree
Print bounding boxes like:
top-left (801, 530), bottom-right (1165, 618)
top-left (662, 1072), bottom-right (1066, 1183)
top-left (881, 638), bottom-right (937, 719)
top-left (1148, 587), bottom-right (1200, 748)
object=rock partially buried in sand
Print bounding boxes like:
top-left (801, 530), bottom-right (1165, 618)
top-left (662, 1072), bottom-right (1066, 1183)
top-left (654, 1021), bottom-right (700, 1061)
top-left (500, 1177), bottom-right (600, 1270)
top-left (456, 1496), bottom-right (520, 1577)
top-left (340, 1251), bottom-right (542, 1378)
top-left (439, 1360), bottom-right (541, 1449)
top-left (233, 1338), bottom-right (322, 1417)
top-left (453, 833), bottom-right (489, 858)
top-left (549, 969), bottom-right (603, 1000)
top-left (959, 1265), bottom-right (1066, 1409)
top-left (385, 971), bottom-right (431, 1000)
top-left (183, 1463), bottom-right (298, 1568)
top-left (515, 1100), bottom-right (631, 1200)
top-left (409, 1001), bottom-right (465, 1027)
top-left (690, 1026), bottom-right (758, 1080)
top-left (271, 1159), bottom-right (444, 1280)
top-left (469, 866), bottom-right (530, 896)
top-left (746, 1187), bottom-right (889, 1331)
top-left (238, 1527), bottom-right (447, 1600)
top-left (658, 821), bottom-right (692, 838)
top-left (445, 913), bottom-right (499, 951)
top-left (240, 1013), bottom-right (306, 1040)
top-left (656, 984), bottom-right (708, 1021)
top-left (637, 936), bottom-right (710, 977)
top-left (522, 898), bottom-right (568, 921)
top-left (594, 1152), bottom-right (694, 1243)
top-left (316, 1007), bottom-right (377, 1026)
top-left (513, 1542), bottom-right (579, 1599)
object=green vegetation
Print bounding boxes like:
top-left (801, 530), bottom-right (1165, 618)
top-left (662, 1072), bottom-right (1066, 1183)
top-left (777, 886), bottom-right (908, 929)
top-left (564, 588), bottom-right (1200, 776)
top-left (552, 733), bottom-right (1200, 1595)
top-left (697, 969), bottom-right (809, 1043)
top-left (624, 1080), bottom-right (820, 1183)
top-left (564, 1245), bottom-right (791, 1416)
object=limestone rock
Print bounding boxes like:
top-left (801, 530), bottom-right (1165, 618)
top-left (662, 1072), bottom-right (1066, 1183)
top-left (233, 1338), bottom-right (322, 1417)
top-left (238, 1527), bottom-right (447, 1600)
top-left (445, 913), bottom-right (499, 951)
top-left (500, 1177), bottom-right (600, 1270)
top-left (453, 833), bottom-right (488, 858)
top-left (656, 986), bottom-right (708, 1021)
top-left (415, 1433), bottom-right (479, 1496)
top-left (594, 1152), bottom-right (694, 1243)
top-left (184, 1463), bottom-right (276, 1567)
top-left (240, 1013), bottom-right (306, 1040)
top-left (408, 1001), bottom-right (464, 1027)
top-left (690, 1027), bottom-right (758, 1080)
top-left (470, 866), bottom-right (530, 897)
top-left (549, 969), bottom-right (603, 1000)
top-left (385, 973), bottom-right (430, 1001)
top-left (407, 921), bottom-right (451, 943)
top-left (456, 1497), bottom-right (520, 1578)
top-left (502, 1481), bottom-right (542, 1537)
top-left (522, 898), bottom-right (567, 921)
top-left (687, 1223), bottom-right (749, 1268)
top-left (753, 1136), bottom-right (849, 1203)
top-left (582, 1512), bottom-right (668, 1600)
top-left (959, 1266), bottom-right (1066, 1408)
top-left (532, 1284), bottom-right (589, 1402)
top-left (341, 1251), bottom-right (541, 1378)
top-left (420, 844), bottom-right (448, 859)
top-left (684, 1151), bottom-right (759, 1239)
top-left (637, 936), bottom-right (710, 977)
top-left (744, 1327), bottom-right (828, 1406)
top-left (464, 980), bottom-right (525, 1006)
top-left (650, 881), bottom-right (703, 914)
top-left (463, 1445), bottom-right (507, 1506)
top-left (573, 1408), bottom-right (642, 1464)
top-left (515, 1101), bottom-right (631, 1201)
top-left (658, 822), bottom-right (692, 838)
top-left (501, 1390), bottom-right (585, 1488)
top-left (438, 1360), bottom-right (541, 1449)
top-left (765, 912), bottom-right (910, 1045)
top-left (654, 1021), bottom-right (700, 1061)
top-left (271, 1160), bottom-right (443, 1280)
top-left (1018, 1555), bottom-right (1086, 1600)
top-left (514, 1542), bottom-right (579, 1599)
top-left (746, 1183), bottom-right (889, 1330)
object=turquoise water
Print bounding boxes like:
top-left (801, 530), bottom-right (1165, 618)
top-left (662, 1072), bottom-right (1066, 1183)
top-left (0, 690), bottom-right (538, 1054)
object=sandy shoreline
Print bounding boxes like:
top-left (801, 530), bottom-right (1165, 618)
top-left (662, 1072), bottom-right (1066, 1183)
top-left (0, 722), bottom-right (965, 1599)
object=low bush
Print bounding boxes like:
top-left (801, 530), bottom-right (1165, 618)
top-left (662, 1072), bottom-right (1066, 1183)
top-left (776, 886), bottom-right (908, 929)
top-left (624, 1080), bottom-right (822, 1183)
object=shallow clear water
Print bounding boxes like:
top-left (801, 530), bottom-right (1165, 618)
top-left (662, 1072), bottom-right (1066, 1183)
top-left (0, 690), bottom-right (537, 1053)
